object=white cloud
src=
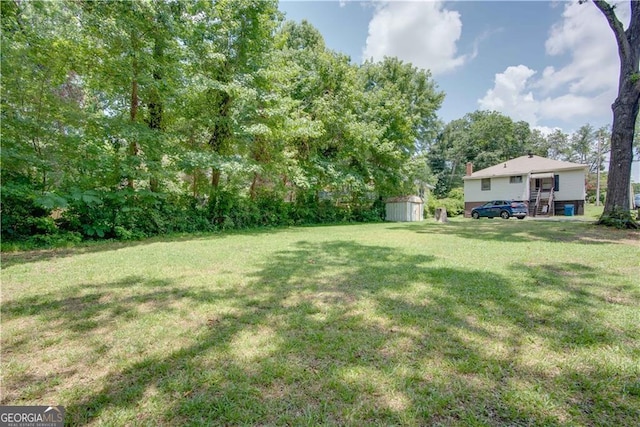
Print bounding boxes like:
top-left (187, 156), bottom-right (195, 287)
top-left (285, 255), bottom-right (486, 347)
top-left (539, 91), bottom-right (613, 122)
top-left (478, 63), bottom-right (614, 125)
top-left (478, 1), bottom-right (627, 127)
top-left (538, 1), bottom-right (625, 95)
top-left (532, 125), bottom-right (560, 137)
top-left (362, 1), bottom-right (469, 75)
top-left (478, 65), bottom-right (540, 124)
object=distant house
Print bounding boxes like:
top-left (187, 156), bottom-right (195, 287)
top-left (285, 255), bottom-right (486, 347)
top-left (463, 155), bottom-right (588, 217)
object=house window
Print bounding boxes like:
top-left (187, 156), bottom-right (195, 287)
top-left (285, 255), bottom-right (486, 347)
top-left (554, 174), bottom-right (559, 192)
top-left (510, 175), bottom-right (523, 184)
top-left (481, 178), bottom-right (491, 191)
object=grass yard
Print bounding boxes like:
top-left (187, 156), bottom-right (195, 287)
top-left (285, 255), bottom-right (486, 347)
top-left (1, 214), bottom-right (639, 426)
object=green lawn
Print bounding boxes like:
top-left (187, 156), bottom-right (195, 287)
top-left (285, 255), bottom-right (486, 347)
top-left (2, 215), bottom-right (639, 426)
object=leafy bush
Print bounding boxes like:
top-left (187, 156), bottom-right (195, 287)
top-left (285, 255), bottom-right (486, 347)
top-left (27, 232), bottom-right (83, 248)
top-left (1, 182), bottom-right (53, 240)
top-left (158, 195), bottom-right (213, 234)
top-left (60, 188), bottom-right (209, 239)
top-left (59, 189), bottom-right (120, 239)
top-left (587, 193), bottom-right (606, 204)
top-left (3, 184), bottom-right (385, 248)
top-left (353, 199), bottom-right (385, 222)
top-left (426, 190), bottom-right (464, 217)
top-left (254, 191), bottom-right (292, 227)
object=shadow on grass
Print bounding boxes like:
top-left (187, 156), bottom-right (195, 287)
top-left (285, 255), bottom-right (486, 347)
top-left (4, 218), bottom-right (635, 270)
top-left (1, 276), bottom-right (185, 334)
top-left (386, 218), bottom-right (640, 245)
top-left (4, 240), bottom-right (638, 425)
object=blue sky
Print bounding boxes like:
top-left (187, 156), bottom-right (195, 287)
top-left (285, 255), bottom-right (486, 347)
top-left (278, 0), bottom-right (640, 181)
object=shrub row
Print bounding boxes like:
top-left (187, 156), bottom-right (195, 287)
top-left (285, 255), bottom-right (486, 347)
top-left (1, 187), bottom-right (385, 249)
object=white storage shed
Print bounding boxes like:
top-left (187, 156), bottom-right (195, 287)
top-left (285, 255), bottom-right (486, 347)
top-left (385, 196), bottom-right (424, 222)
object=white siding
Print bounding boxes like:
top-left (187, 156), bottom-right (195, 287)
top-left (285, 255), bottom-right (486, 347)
top-left (464, 176), bottom-right (527, 202)
top-left (385, 202), bottom-right (424, 221)
top-left (465, 170), bottom-right (585, 203)
top-left (554, 169), bottom-right (585, 201)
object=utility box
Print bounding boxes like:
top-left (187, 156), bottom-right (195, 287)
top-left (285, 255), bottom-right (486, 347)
top-left (385, 196), bottom-right (424, 222)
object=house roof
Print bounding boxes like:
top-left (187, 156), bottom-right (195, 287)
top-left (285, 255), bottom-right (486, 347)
top-left (463, 155), bottom-right (588, 180)
top-left (386, 195), bottom-right (423, 203)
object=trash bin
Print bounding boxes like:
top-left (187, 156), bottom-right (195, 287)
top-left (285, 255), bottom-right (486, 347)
top-left (564, 204), bottom-right (574, 216)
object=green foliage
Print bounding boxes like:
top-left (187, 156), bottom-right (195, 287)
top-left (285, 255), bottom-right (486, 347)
top-left (597, 208), bottom-right (639, 229)
top-left (0, 179), bottom-right (85, 249)
top-left (1, 180), bottom-right (52, 241)
top-left (25, 232), bottom-right (83, 249)
top-left (59, 189), bottom-right (217, 240)
top-left (2, 183), bottom-right (384, 247)
top-left (429, 111), bottom-right (532, 196)
top-left (587, 193), bottom-right (606, 204)
top-left (426, 187), bottom-right (465, 217)
top-left (1, 1), bottom-right (438, 247)
top-left (208, 189), bottom-right (382, 231)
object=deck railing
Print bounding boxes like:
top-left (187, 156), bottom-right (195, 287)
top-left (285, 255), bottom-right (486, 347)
top-left (534, 188), bottom-right (542, 217)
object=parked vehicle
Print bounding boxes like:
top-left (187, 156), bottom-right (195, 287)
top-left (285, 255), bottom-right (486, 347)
top-left (634, 194), bottom-right (640, 209)
top-left (471, 200), bottom-right (528, 219)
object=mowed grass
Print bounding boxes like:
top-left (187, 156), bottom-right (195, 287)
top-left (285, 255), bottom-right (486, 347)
top-left (2, 214), bottom-right (639, 426)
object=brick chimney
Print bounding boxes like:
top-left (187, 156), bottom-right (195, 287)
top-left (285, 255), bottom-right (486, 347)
top-left (466, 162), bottom-right (473, 176)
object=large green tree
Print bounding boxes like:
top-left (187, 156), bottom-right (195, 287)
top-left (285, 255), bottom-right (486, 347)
top-left (1, 1), bottom-right (85, 193)
top-left (568, 124), bottom-right (595, 165)
top-left (179, 0), bottom-right (281, 191)
top-left (429, 111), bottom-right (532, 196)
top-left (357, 57), bottom-right (443, 196)
top-left (545, 129), bottom-right (570, 161)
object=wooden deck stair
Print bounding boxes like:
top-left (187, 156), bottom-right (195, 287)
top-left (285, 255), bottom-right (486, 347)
top-left (530, 188), bottom-right (554, 217)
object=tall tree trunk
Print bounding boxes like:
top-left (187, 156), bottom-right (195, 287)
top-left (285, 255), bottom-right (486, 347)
top-left (250, 135), bottom-right (269, 199)
top-left (148, 31), bottom-right (165, 193)
top-left (596, 133), bottom-right (602, 206)
top-left (605, 90), bottom-right (638, 212)
top-left (592, 1), bottom-right (640, 220)
top-left (128, 75), bottom-right (139, 189)
top-left (211, 168), bottom-right (221, 188)
top-left (208, 89), bottom-right (232, 190)
top-left (128, 31), bottom-right (140, 190)
top-left (249, 172), bottom-right (259, 200)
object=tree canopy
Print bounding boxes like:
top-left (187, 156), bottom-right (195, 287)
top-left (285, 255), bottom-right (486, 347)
top-left (1, 0), bottom-right (445, 243)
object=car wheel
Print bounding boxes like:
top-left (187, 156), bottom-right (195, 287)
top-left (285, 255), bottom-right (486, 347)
top-left (500, 210), bottom-right (510, 219)
top-left (472, 211), bottom-right (480, 219)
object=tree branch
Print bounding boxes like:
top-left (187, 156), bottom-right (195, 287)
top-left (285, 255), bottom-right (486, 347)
top-left (592, 0), bottom-right (632, 62)
top-left (627, 0), bottom-right (640, 61)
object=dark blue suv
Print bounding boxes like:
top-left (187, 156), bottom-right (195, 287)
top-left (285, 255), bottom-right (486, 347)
top-left (471, 200), bottom-right (528, 220)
